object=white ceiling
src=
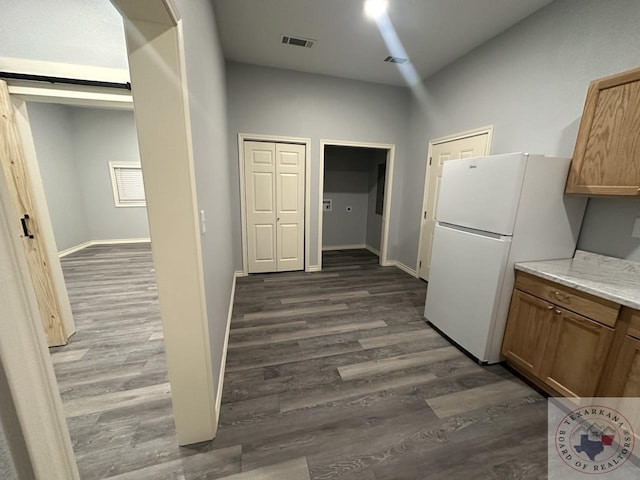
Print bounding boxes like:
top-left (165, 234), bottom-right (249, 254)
top-left (212, 0), bottom-right (553, 87)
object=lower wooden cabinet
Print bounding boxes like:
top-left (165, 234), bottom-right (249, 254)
top-left (498, 270), bottom-right (640, 398)
top-left (605, 335), bottom-right (640, 397)
top-left (502, 290), bottom-right (554, 376)
top-left (502, 284), bottom-right (614, 397)
top-left (539, 307), bottom-right (613, 397)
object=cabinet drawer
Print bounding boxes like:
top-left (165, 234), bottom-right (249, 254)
top-left (515, 271), bottom-right (620, 327)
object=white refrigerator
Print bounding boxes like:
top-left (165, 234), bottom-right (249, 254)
top-left (424, 153), bottom-right (586, 364)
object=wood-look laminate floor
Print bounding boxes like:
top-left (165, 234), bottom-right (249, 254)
top-left (53, 245), bottom-right (548, 479)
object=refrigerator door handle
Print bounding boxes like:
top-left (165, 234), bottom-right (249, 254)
top-left (437, 222), bottom-right (512, 242)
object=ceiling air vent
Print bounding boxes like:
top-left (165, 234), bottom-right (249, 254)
top-left (384, 56), bottom-right (408, 64)
top-left (281, 35), bottom-right (315, 48)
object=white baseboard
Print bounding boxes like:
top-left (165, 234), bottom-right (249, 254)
top-left (387, 260), bottom-right (418, 278)
top-left (90, 238), bottom-right (151, 246)
top-left (306, 265), bottom-right (320, 272)
top-left (58, 238), bottom-right (151, 257)
top-left (365, 244), bottom-right (380, 256)
top-left (57, 241), bottom-right (93, 258)
top-left (234, 270), bottom-right (246, 278)
top-left (322, 244), bottom-right (366, 251)
top-left (215, 271), bottom-right (237, 430)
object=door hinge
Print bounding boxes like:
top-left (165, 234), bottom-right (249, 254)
top-left (419, 260), bottom-right (422, 268)
top-left (424, 211), bottom-right (427, 219)
top-left (429, 157), bottom-right (432, 166)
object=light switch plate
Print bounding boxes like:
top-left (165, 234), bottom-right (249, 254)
top-left (200, 210), bottom-right (206, 235)
top-left (632, 218), bottom-right (640, 238)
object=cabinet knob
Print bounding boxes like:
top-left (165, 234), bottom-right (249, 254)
top-left (553, 290), bottom-right (568, 300)
top-left (555, 309), bottom-right (562, 314)
top-left (637, 187), bottom-right (640, 194)
top-left (547, 305), bottom-right (554, 310)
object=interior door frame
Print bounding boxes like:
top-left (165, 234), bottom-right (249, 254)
top-left (0, 60), bottom-right (136, 480)
top-left (415, 125), bottom-right (493, 278)
top-left (318, 139), bottom-right (395, 271)
top-left (0, 0), bottom-right (221, 456)
top-left (238, 133), bottom-right (312, 276)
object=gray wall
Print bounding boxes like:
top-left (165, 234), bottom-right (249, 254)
top-left (70, 107), bottom-right (149, 241)
top-left (174, 0), bottom-right (236, 402)
top-left (366, 152), bottom-right (387, 251)
top-left (400, 0), bottom-right (640, 265)
top-left (578, 197), bottom-right (640, 260)
top-left (27, 103), bottom-right (90, 251)
top-left (0, 0), bottom-right (127, 69)
top-left (226, 61), bottom-right (411, 269)
top-left (323, 148), bottom-right (370, 247)
top-left (27, 103), bottom-right (149, 250)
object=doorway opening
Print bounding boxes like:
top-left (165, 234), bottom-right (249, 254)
top-left (10, 92), bottom-right (179, 477)
top-left (319, 140), bottom-right (394, 270)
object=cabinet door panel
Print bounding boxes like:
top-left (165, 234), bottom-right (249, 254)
top-left (606, 335), bottom-right (640, 397)
top-left (566, 66), bottom-right (640, 196)
top-left (502, 290), bottom-right (554, 376)
top-left (541, 308), bottom-right (614, 398)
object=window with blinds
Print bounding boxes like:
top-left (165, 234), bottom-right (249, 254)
top-left (108, 162), bottom-right (146, 207)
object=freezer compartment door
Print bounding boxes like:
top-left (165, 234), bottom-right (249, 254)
top-left (436, 152), bottom-right (527, 235)
top-left (424, 223), bottom-right (512, 363)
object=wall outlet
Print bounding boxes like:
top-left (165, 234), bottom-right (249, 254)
top-left (346, 206), bottom-right (352, 212)
top-left (323, 199), bottom-right (332, 212)
top-left (632, 218), bottom-right (640, 238)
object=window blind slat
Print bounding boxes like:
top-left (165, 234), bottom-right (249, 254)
top-left (114, 167), bottom-right (145, 202)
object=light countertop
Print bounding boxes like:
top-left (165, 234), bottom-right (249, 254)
top-left (515, 250), bottom-right (640, 310)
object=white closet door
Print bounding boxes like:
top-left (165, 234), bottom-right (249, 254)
top-left (275, 143), bottom-right (305, 272)
top-left (244, 141), bottom-right (305, 273)
top-left (245, 141), bottom-right (277, 273)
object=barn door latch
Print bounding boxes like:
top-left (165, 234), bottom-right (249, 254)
top-left (20, 214), bottom-right (34, 239)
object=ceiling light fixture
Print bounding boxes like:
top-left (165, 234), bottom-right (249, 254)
top-left (364, 0), bottom-right (388, 20)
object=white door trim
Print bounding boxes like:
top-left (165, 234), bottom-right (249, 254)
top-left (238, 133), bottom-right (312, 276)
top-left (318, 139), bottom-right (395, 271)
top-left (114, 0), bottom-right (217, 445)
top-left (416, 125), bottom-right (493, 275)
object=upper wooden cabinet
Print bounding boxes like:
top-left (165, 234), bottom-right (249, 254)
top-left (565, 66), bottom-right (640, 196)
